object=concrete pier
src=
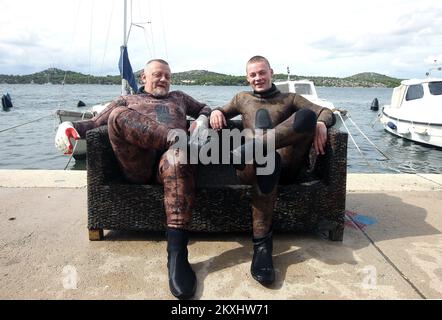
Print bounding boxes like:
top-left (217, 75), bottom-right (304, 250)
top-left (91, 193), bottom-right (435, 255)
top-left (0, 170), bottom-right (441, 300)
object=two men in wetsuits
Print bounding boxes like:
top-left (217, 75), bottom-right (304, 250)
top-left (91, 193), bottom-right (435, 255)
top-left (55, 56), bottom-right (335, 299)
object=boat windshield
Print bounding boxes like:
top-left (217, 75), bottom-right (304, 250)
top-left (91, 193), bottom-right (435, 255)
top-left (294, 84), bottom-right (313, 95)
top-left (429, 82), bottom-right (442, 96)
top-left (405, 84), bottom-right (424, 101)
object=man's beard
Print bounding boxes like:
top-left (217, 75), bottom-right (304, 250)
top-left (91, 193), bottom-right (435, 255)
top-left (152, 87), bottom-right (168, 98)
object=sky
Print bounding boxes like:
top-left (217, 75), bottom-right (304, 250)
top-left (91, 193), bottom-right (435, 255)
top-left (1, 0), bottom-right (442, 79)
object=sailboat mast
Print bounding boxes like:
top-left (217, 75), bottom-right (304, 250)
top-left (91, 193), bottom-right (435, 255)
top-left (121, 0), bottom-right (129, 95)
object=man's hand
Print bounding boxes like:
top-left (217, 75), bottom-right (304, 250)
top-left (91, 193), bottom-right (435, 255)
top-left (314, 122), bottom-right (327, 155)
top-left (189, 115), bottom-right (210, 148)
top-left (209, 110), bottom-right (227, 130)
top-left (55, 121), bottom-right (80, 155)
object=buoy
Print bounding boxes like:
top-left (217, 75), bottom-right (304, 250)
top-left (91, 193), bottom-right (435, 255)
top-left (370, 98), bottom-right (379, 111)
top-left (2, 93), bottom-right (13, 111)
top-left (77, 100), bottom-right (86, 107)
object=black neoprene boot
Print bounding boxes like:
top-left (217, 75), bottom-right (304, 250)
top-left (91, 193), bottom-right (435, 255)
top-left (166, 228), bottom-right (197, 299)
top-left (251, 230), bottom-right (275, 285)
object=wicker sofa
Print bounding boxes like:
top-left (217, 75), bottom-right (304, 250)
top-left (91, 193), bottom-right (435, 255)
top-left (86, 123), bottom-right (348, 241)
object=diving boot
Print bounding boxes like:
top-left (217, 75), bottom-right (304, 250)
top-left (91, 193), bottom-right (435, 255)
top-left (166, 228), bottom-right (197, 299)
top-left (251, 230), bottom-right (275, 285)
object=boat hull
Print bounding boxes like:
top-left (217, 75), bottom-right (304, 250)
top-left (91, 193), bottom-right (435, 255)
top-left (380, 108), bottom-right (442, 148)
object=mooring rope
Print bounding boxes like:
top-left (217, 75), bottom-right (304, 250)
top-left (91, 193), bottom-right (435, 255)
top-left (337, 112), bottom-right (375, 172)
top-left (0, 114), bottom-right (55, 133)
top-left (63, 110), bottom-right (94, 170)
top-left (347, 115), bottom-right (391, 160)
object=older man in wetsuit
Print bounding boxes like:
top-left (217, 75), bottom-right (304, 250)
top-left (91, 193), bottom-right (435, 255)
top-left (55, 59), bottom-right (211, 299)
top-left (210, 56), bottom-right (335, 286)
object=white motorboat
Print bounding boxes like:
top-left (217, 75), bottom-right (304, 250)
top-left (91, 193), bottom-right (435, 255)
top-left (274, 78), bottom-right (347, 128)
top-left (380, 74), bottom-right (442, 148)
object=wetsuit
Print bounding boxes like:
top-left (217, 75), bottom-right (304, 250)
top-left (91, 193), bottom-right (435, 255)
top-left (73, 90), bottom-right (211, 229)
top-left (216, 84), bottom-right (335, 236)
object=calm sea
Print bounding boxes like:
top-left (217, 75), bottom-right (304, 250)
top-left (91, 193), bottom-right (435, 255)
top-left (0, 84), bottom-right (441, 173)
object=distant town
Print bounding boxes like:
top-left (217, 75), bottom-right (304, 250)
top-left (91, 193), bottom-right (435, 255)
top-left (0, 68), bottom-right (402, 88)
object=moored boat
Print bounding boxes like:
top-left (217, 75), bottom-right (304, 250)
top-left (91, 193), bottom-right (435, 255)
top-left (380, 75), bottom-right (442, 148)
top-left (274, 78), bottom-right (347, 128)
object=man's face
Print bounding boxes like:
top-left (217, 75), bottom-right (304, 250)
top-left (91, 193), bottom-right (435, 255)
top-left (246, 61), bottom-right (273, 92)
top-left (142, 62), bottom-right (171, 97)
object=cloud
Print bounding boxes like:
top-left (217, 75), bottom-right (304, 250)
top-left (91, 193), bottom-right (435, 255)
top-left (310, 6), bottom-right (442, 60)
top-left (1, 0), bottom-right (442, 79)
top-left (424, 56), bottom-right (442, 66)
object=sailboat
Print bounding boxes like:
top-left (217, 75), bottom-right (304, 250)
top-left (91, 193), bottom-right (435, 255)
top-left (55, 0), bottom-right (139, 158)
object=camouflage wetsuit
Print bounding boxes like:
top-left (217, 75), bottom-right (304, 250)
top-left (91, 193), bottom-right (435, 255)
top-left (217, 84), bottom-right (335, 236)
top-left (73, 90), bottom-right (211, 229)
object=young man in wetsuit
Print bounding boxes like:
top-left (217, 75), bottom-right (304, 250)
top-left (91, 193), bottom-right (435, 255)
top-left (55, 59), bottom-right (211, 300)
top-left (210, 55), bottom-right (336, 286)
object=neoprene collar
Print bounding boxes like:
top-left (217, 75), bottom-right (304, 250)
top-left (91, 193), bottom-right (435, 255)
top-left (252, 83), bottom-right (280, 99)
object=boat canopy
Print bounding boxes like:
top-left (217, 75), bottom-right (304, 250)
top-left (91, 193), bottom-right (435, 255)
top-left (401, 77), bottom-right (442, 86)
top-left (390, 85), bottom-right (407, 108)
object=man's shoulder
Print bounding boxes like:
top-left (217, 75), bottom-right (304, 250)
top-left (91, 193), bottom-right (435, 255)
top-left (232, 91), bottom-right (254, 100)
top-left (169, 90), bottom-right (188, 98)
top-left (237, 90), bottom-right (253, 96)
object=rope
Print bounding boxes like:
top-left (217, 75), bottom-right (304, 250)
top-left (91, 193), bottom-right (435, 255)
top-left (0, 114), bottom-right (54, 133)
top-left (337, 112), bottom-right (375, 172)
top-left (347, 115), bottom-right (391, 160)
top-left (342, 111), bottom-right (434, 175)
top-left (159, 0), bottom-right (169, 59)
top-left (63, 139), bottom-right (79, 170)
top-left (63, 110), bottom-right (94, 170)
top-left (87, 0), bottom-right (94, 84)
top-left (99, 0), bottom-right (115, 76)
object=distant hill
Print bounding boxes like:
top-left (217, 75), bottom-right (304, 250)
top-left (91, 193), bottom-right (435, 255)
top-left (273, 72), bottom-right (402, 88)
top-left (170, 70), bottom-right (247, 86)
top-left (343, 72), bottom-right (402, 87)
top-left (0, 68), bottom-right (120, 85)
top-left (0, 69), bottom-right (402, 88)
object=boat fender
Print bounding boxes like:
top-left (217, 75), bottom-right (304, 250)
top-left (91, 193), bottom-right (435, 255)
top-left (370, 98), bottom-right (379, 111)
top-left (1, 93), bottom-right (13, 111)
top-left (387, 121), bottom-right (397, 130)
top-left (77, 100), bottom-right (86, 107)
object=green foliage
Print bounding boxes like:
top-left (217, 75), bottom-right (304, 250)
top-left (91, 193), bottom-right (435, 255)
top-left (171, 70), bottom-right (247, 86)
top-left (0, 68), bottom-right (120, 85)
top-left (0, 68), bottom-right (402, 88)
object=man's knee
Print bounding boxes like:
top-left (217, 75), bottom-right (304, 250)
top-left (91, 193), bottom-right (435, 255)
top-left (293, 109), bottom-right (316, 133)
top-left (108, 106), bottom-right (128, 135)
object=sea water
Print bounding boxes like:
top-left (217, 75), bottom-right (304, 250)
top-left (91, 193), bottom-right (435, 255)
top-left (0, 83), bottom-right (441, 173)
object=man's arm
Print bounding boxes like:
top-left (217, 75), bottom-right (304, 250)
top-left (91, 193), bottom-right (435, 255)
top-left (179, 91), bottom-right (211, 119)
top-left (292, 94), bottom-right (336, 155)
top-left (210, 94), bottom-right (241, 129)
top-left (292, 94), bottom-right (336, 128)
